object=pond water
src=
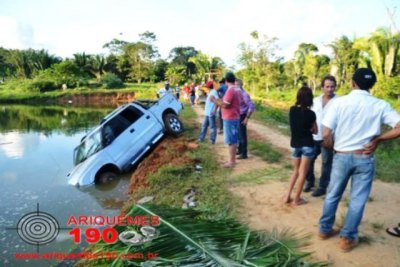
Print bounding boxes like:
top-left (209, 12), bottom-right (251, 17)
top-left (0, 104), bottom-right (132, 267)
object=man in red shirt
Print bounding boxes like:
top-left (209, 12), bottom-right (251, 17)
top-left (213, 72), bottom-right (242, 167)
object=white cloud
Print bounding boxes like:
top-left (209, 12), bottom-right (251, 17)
top-left (0, 16), bottom-right (35, 50)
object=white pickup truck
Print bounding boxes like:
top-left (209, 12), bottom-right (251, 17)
top-left (67, 93), bottom-right (183, 187)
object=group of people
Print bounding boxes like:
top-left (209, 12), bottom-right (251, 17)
top-left (158, 69), bottom-right (400, 249)
top-left (285, 68), bottom-right (400, 252)
top-left (197, 72), bottom-right (255, 167)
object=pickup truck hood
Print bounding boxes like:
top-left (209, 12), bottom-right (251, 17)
top-left (67, 152), bottom-right (113, 187)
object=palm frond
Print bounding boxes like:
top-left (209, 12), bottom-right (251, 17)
top-left (80, 205), bottom-right (324, 267)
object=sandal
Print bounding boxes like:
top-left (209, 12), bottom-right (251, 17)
top-left (386, 224), bottom-right (400, 237)
top-left (292, 198), bottom-right (308, 206)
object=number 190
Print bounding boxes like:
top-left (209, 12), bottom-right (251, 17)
top-left (69, 228), bottom-right (118, 244)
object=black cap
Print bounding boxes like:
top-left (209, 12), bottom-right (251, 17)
top-left (352, 68), bottom-right (377, 89)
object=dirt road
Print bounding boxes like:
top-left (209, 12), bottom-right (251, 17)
top-left (194, 105), bottom-right (400, 267)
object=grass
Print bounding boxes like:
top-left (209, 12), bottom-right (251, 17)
top-left (0, 82), bottom-right (159, 103)
top-left (251, 101), bottom-right (290, 136)
top-left (248, 139), bottom-right (283, 163)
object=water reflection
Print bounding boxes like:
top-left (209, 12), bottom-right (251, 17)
top-left (0, 104), bottom-right (130, 267)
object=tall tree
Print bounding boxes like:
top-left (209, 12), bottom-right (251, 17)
top-left (169, 46), bottom-right (198, 78)
top-left (328, 36), bottom-right (360, 88)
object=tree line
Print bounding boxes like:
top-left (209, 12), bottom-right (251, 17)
top-left (0, 28), bottom-right (399, 99)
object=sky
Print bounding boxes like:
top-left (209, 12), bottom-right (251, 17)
top-left (0, 0), bottom-right (399, 67)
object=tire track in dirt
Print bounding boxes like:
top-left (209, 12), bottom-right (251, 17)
top-left (193, 105), bottom-right (400, 267)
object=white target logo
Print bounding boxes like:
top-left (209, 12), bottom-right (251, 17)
top-left (16, 211), bottom-right (60, 246)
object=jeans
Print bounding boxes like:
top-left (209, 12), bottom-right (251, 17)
top-left (218, 109), bottom-right (223, 131)
top-left (198, 115), bottom-right (217, 144)
top-left (319, 153), bottom-right (375, 240)
top-left (238, 114), bottom-right (248, 157)
top-left (306, 141), bottom-right (333, 190)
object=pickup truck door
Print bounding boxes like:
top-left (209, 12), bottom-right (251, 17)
top-left (105, 105), bottom-right (162, 169)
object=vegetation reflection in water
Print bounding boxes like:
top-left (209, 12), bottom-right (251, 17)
top-left (0, 104), bottom-right (113, 134)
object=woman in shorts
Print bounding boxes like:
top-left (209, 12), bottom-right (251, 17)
top-left (284, 86), bottom-right (317, 206)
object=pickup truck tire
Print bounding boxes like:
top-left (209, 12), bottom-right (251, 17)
top-left (163, 113), bottom-right (183, 136)
top-left (96, 171), bottom-right (118, 184)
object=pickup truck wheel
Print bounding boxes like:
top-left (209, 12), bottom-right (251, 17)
top-left (164, 113), bottom-right (183, 136)
top-left (96, 171), bottom-right (118, 185)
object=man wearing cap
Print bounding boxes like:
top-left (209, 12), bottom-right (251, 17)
top-left (157, 81), bottom-right (171, 98)
top-left (318, 68), bottom-right (400, 252)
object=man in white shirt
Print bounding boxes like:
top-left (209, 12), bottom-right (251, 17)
top-left (318, 68), bottom-right (400, 252)
top-left (304, 75), bottom-right (337, 197)
top-left (198, 81), bottom-right (219, 144)
top-left (157, 81), bottom-right (171, 98)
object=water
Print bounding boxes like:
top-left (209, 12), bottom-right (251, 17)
top-left (0, 104), bottom-right (131, 267)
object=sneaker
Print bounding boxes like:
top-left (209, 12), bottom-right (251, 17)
top-left (318, 229), bottom-right (339, 240)
top-left (312, 188), bottom-right (326, 197)
top-left (339, 237), bottom-right (359, 252)
top-left (237, 155), bottom-right (248, 159)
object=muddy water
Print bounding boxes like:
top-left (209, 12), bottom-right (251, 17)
top-left (0, 104), bottom-right (130, 267)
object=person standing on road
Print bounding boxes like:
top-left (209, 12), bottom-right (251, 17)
top-left (304, 75), bottom-right (337, 197)
top-left (318, 68), bottom-right (400, 252)
top-left (284, 86), bottom-right (317, 206)
top-left (198, 82), bottom-right (219, 144)
top-left (213, 72), bottom-right (242, 168)
top-left (235, 78), bottom-right (255, 160)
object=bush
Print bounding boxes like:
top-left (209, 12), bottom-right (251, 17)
top-left (30, 78), bottom-right (58, 92)
top-left (100, 73), bottom-right (124, 89)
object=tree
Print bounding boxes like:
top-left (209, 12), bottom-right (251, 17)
top-left (303, 54), bottom-right (330, 92)
top-left (169, 46), bottom-right (198, 78)
top-left (292, 43), bottom-right (318, 86)
top-left (237, 31), bottom-right (280, 93)
top-left (328, 36), bottom-right (360, 88)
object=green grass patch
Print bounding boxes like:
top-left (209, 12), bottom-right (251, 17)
top-left (248, 139), bottom-right (283, 163)
top-left (251, 102), bottom-right (290, 136)
top-left (375, 137), bottom-right (400, 183)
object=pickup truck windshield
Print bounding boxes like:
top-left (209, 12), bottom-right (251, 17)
top-left (74, 128), bottom-right (103, 165)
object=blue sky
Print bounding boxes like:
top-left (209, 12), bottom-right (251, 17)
top-left (0, 0), bottom-right (398, 67)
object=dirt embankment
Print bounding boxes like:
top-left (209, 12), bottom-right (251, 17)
top-left (57, 92), bottom-right (135, 106)
top-left (128, 136), bottom-right (197, 194)
top-left (193, 105), bottom-right (400, 267)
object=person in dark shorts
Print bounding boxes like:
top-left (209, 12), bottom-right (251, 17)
top-left (284, 86), bottom-right (317, 206)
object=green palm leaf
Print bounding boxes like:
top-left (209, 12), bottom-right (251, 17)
top-left (79, 205), bottom-right (324, 267)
